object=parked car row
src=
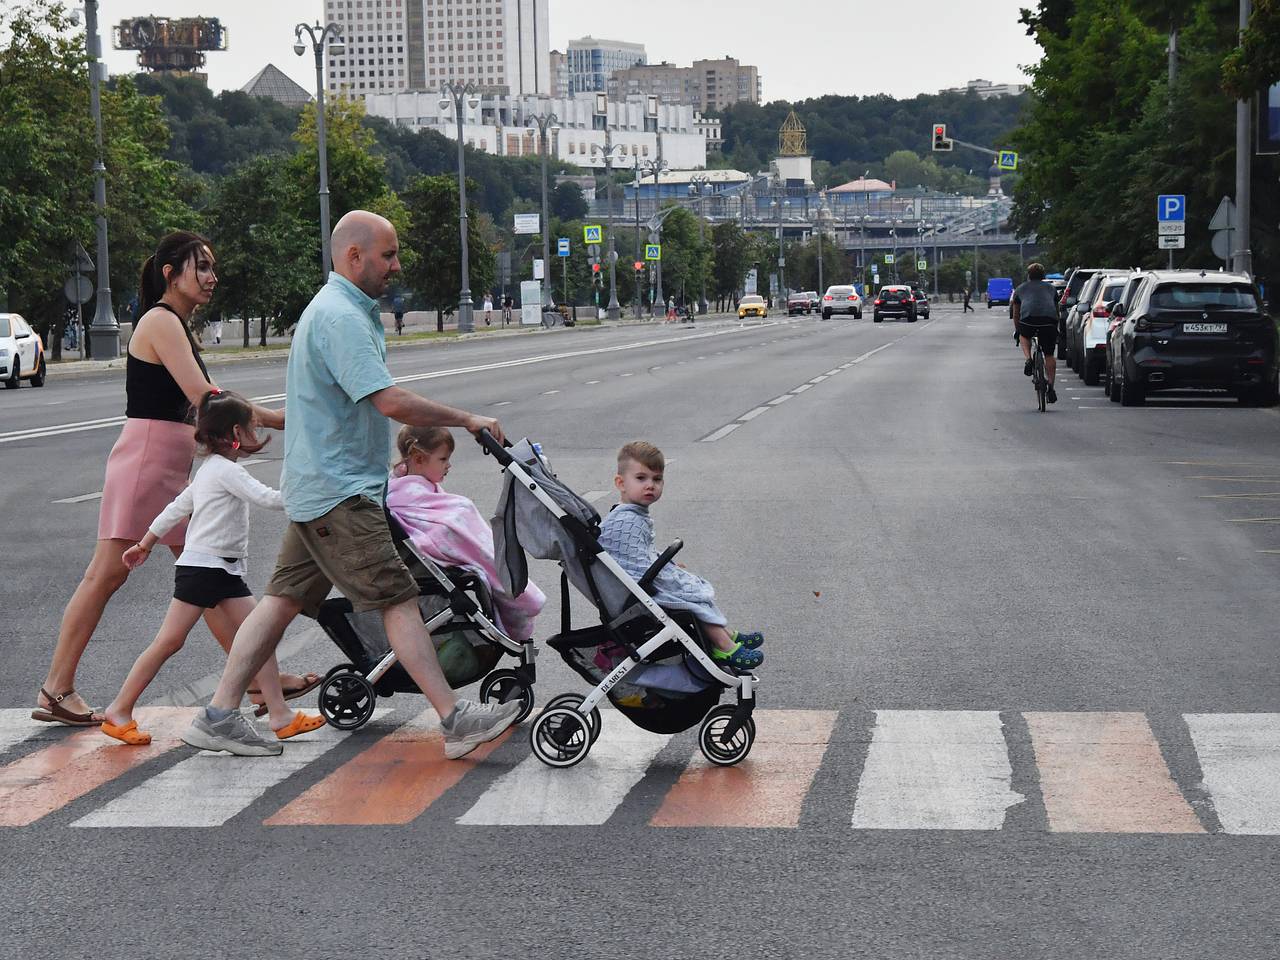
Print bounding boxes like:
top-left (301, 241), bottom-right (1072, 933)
top-left (0, 312), bottom-right (47, 389)
top-left (1054, 267), bottom-right (1277, 406)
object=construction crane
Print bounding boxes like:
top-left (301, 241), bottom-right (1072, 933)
top-left (112, 16), bottom-right (227, 75)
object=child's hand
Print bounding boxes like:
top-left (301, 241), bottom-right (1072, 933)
top-left (122, 543), bottom-right (150, 570)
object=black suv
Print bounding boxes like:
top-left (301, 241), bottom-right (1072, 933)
top-left (873, 286), bottom-right (916, 323)
top-left (1110, 270), bottom-right (1278, 406)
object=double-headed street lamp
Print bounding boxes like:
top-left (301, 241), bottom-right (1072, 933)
top-left (440, 81), bottom-right (481, 333)
top-left (526, 109), bottom-right (560, 316)
top-left (689, 173), bottom-right (711, 315)
top-left (591, 136), bottom-right (627, 321)
top-left (815, 191), bottom-right (832, 298)
top-left (294, 21), bottom-right (345, 278)
top-left (637, 157), bottom-right (667, 316)
top-left (771, 194), bottom-right (790, 306)
top-left (83, 0), bottom-right (119, 359)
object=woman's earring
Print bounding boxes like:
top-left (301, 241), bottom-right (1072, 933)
top-left (231, 440), bottom-right (241, 450)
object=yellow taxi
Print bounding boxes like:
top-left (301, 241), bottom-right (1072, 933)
top-left (737, 295), bottom-right (767, 319)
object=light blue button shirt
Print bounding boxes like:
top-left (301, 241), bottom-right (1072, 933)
top-left (281, 272), bottom-right (395, 522)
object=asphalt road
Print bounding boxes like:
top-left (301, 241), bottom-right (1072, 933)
top-left (5, 305), bottom-right (1280, 959)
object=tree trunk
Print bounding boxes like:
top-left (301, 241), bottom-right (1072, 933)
top-left (437, 308), bottom-right (444, 333)
top-left (260, 314), bottom-right (267, 348)
top-left (242, 310), bottom-right (250, 348)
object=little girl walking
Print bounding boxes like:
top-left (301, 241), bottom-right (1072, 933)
top-left (101, 389), bottom-right (324, 745)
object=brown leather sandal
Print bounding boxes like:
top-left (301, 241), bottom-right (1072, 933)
top-left (31, 687), bottom-right (104, 726)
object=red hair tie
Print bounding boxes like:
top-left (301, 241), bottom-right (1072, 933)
top-left (209, 387), bottom-right (222, 396)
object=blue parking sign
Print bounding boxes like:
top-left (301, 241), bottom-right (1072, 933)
top-left (1157, 195), bottom-right (1186, 222)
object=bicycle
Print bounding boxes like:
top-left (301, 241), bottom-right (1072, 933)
top-left (1015, 326), bottom-right (1051, 411)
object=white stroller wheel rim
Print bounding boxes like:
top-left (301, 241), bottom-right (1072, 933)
top-left (698, 705), bottom-right (755, 766)
top-left (530, 707), bottom-right (593, 767)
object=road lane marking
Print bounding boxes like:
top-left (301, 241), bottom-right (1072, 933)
top-left (1199, 493), bottom-right (1280, 500)
top-left (699, 423), bottom-right (741, 443)
top-left (739, 406), bottom-right (770, 422)
top-left (51, 492), bottom-right (103, 504)
top-left (1185, 714), bottom-right (1280, 834)
top-left (581, 490), bottom-right (610, 502)
top-left (264, 708), bottom-right (512, 826)
top-left (1024, 712), bottom-right (1202, 833)
top-left (850, 710), bottom-right (1023, 830)
top-left (456, 721), bottom-right (671, 825)
top-left (767, 396), bottom-right (793, 405)
top-left (0, 708), bottom-right (194, 827)
top-left (73, 709), bottom-right (388, 828)
top-left (1226, 517), bottom-right (1280, 523)
top-left (650, 710), bottom-right (836, 828)
top-left (0, 710), bottom-right (62, 754)
top-left (791, 384), bottom-right (813, 394)
top-left (1188, 476), bottom-right (1280, 482)
top-left (541, 389), bottom-right (560, 395)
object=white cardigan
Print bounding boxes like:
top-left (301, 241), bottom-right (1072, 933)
top-left (150, 454), bottom-right (282, 560)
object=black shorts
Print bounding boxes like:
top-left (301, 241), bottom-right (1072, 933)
top-left (173, 565), bottom-right (253, 608)
top-left (1017, 319), bottom-right (1057, 355)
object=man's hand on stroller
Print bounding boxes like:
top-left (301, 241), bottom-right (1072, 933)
top-left (466, 414), bottom-right (505, 445)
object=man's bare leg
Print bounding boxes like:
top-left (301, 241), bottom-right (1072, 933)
top-left (208, 595), bottom-right (303, 711)
top-left (381, 598), bottom-right (457, 717)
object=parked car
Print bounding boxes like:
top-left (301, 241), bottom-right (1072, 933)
top-left (821, 285), bottom-right (862, 319)
top-left (911, 288), bottom-right (931, 319)
top-left (1072, 272), bottom-right (1131, 385)
top-left (737, 295), bottom-right (768, 319)
top-left (987, 277), bottom-right (1014, 309)
top-left (873, 285), bottom-right (917, 323)
top-left (786, 291), bottom-right (812, 315)
top-left (0, 312), bottom-right (46, 389)
top-left (1065, 273), bottom-right (1107, 372)
top-left (806, 291), bottom-right (821, 312)
top-left (1057, 266), bottom-right (1104, 359)
top-left (1110, 270), bottom-right (1278, 406)
top-left (1104, 273), bottom-right (1150, 400)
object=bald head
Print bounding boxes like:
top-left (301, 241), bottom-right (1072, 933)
top-left (330, 210), bottom-right (400, 297)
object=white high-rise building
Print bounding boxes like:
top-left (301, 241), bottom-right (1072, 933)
top-left (325, 0), bottom-right (551, 99)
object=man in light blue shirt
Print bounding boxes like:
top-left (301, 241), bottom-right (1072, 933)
top-left (186, 210), bottom-right (523, 760)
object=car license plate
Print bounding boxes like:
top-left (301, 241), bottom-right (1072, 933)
top-left (1182, 322), bottom-right (1227, 333)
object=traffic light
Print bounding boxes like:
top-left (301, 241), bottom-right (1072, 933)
top-left (591, 263), bottom-right (601, 275)
top-left (932, 123), bottom-right (952, 152)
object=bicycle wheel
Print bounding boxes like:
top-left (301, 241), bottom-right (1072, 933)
top-left (1034, 348), bottom-right (1047, 412)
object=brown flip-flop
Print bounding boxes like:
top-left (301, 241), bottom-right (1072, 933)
top-left (31, 687), bottom-right (104, 726)
top-left (248, 673), bottom-right (323, 718)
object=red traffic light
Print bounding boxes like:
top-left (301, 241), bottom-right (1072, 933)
top-left (634, 261), bottom-right (644, 271)
top-left (935, 125), bottom-right (944, 135)
top-left (592, 263), bottom-right (600, 273)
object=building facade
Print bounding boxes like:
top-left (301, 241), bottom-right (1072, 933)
top-left (549, 48), bottom-right (568, 97)
top-left (606, 56), bottom-right (760, 112)
top-left (324, 0), bottom-right (551, 100)
top-left (565, 36), bottom-right (646, 95)
top-left (939, 78), bottom-right (1026, 99)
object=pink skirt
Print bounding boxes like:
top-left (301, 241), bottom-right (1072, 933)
top-left (97, 418), bottom-right (196, 545)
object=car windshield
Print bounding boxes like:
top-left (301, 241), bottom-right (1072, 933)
top-left (1151, 283), bottom-right (1260, 311)
top-left (0, 317), bottom-right (9, 338)
top-left (741, 296), bottom-right (763, 304)
top-left (1098, 282), bottom-right (1125, 303)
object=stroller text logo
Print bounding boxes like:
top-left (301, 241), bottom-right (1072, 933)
top-left (600, 660), bottom-right (634, 694)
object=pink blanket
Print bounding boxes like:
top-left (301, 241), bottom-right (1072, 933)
top-left (386, 473), bottom-right (545, 642)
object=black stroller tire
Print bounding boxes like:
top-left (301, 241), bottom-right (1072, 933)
top-left (530, 707), bottom-right (592, 767)
top-left (543, 692), bottom-right (602, 743)
top-left (698, 705), bottom-right (756, 766)
top-left (318, 665), bottom-right (377, 730)
top-left (479, 669), bottom-right (535, 725)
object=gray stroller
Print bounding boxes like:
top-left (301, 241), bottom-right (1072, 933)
top-left (481, 431), bottom-right (759, 767)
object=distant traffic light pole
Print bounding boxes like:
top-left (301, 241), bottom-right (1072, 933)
top-left (294, 21), bottom-right (346, 278)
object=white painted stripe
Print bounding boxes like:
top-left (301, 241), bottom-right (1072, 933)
top-left (457, 722), bottom-right (671, 825)
top-left (492, 401), bottom-right (513, 407)
top-left (851, 710), bottom-right (1023, 830)
top-left (791, 384), bottom-right (813, 394)
top-left (768, 395), bottom-right (793, 405)
top-left (72, 710), bottom-right (386, 828)
top-left (619, 372), bottom-right (634, 377)
top-left (809, 375), bottom-right (829, 383)
top-left (1185, 713), bottom-right (1280, 834)
top-left (541, 389), bottom-right (560, 395)
top-left (586, 379), bottom-right (601, 384)
top-left (581, 490), bottom-right (610, 502)
top-left (700, 423), bottom-right (741, 443)
top-left (51, 492), bottom-right (103, 504)
top-left (0, 710), bottom-right (54, 753)
top-left (738, 406), bottom-right (770, 422)
top-left (825, 369), bottom-right (841, 376)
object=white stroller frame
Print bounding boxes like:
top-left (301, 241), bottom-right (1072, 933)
top-left (480, 431), bottom-right (759, 767)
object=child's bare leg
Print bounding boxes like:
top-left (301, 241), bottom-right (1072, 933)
top-left (701, 623), bottom-right (736, 653)
top-left (104, 600), bottom-right (204, 726)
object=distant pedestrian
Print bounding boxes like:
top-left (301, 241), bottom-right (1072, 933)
top-left (210, 317), bottom-right (223, 345)
top-left (963, 288), bottom-right (974, 313)
top-left (502, 295), bottom-right (513, 325)
top-left (394, 307), bottom-right (405, 336)
top-left (483, 295), bottom-right (493, 326)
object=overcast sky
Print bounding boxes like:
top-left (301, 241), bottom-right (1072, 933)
top-left (96, 0), bottom-right (1040, 103)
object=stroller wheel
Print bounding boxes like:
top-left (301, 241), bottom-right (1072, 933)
top-left (543, 693), bottom-right (602, 743)
top-left (698, 705), bottom-right (756, 766)
top-left (530, 707), bottom-right (592, 767)
top-left (479, 669), bottom-right (535, 725)
top-left (318, 666), bottom-right (377, 730)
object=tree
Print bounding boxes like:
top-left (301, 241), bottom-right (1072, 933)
top-left (652, 207), bottom-right (712, 309)
top-left (400, 174), bottom-right (495, 330)
top-left (1223, 0), bottom-right (1280, 96)
top-left (711, 222), bottom-right (752, 304)
top-left (551, 182), bottom-right (587, 221)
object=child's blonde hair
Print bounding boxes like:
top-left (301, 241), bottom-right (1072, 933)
top-left (617, 440), bottom-right (664, 474)
top-left (395, 424), bottom-right (456, 466)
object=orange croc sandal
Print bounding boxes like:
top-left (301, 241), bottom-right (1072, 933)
top-left (101, 719), bottom-right (152, 746)
top-left (275, 711), bottom-right (326, 741)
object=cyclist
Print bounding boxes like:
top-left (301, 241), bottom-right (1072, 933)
top-left (1012, 262), bottom-right (1059, 404)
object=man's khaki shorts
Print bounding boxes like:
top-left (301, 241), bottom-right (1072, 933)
top-left (266, 495), bottom-right (419, 618)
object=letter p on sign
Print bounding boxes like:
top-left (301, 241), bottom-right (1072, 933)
top-left (1157, 195), bottom-right (1186, 222)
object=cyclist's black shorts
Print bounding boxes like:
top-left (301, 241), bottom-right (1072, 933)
top-left (1017, 318), bottom-right (1057, 355)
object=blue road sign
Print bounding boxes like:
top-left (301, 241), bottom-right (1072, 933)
top-left (557, 238), bottom-right (570, 257)
top-left (1157, 195), bottom-right (1186, 222)
top-left (998, 150), bottom-right (1019, 170)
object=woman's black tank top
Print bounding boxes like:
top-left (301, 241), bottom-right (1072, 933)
top-left (124, 303), bottom-right (211, 423)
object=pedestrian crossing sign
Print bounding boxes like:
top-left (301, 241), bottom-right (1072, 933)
top-left (884, 254), bottom-right (895, 265)
top-left (917, 259), bottom-right (927, 270)
top-left (998, 150), bottom-right (1019, 170)
top-left (583, 224), bottom-right (603, 244)
top-left (645, 243), bottom-right (662, 260)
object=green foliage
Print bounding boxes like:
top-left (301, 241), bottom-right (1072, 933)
top-left (551, 182), bottom-right (588, 221)
top-left (652, 207), bottom-right (712, 306)
top-left (1223, 0), bottom-right (1280, 96)
top-left (710, 222), bottom-right (753, 299)
top-left (785, 236), bottom-right (854, 292)
top-left (400, 174), bottom-right (495, 324)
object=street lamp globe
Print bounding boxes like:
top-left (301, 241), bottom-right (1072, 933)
top-left (467, 95), bottom-right (480, 109)
top-left (329, 40), bottom-right (346, 55)
top-left (293, 42), bottom-right (306, 55)
top-left (439, 98), bottom-right (452, 111)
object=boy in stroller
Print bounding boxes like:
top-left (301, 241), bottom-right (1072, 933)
top-left (599, 442), bottom-right (764, 670)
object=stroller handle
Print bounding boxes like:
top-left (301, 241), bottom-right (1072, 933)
top-left (476, 427), bottom-right (515, 466)
top-left (639, 538), bottom-right (684, 591)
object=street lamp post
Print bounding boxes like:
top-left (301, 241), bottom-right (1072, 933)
top-left (638, 158), bottom-right (667, 316)
top-left (526, 109), bottom-right (560, 317)
top-left (84, 0), bottom-right (119, 360)
top-left (632, 163), bottom-right (643, 318)
top-left (294, 21), bottom-right (346, 279)
top-left (932, 224), bottom-right (940, 297)
top-left (859, 215), bottom-right (867, 295)
top-left (772, 193), bottom-right (789, 307)
top-left (590, 136), bottom-right (626, 320)
top-left (689, 174), bottom-right (711, 315)
top-left (816, 191), bottom-right (832, 298)
top-left (890, 220), bottom-right (901, 283)
top-left (440, 81), bottom-right (481, 333)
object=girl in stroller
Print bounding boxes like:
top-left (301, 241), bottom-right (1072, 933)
top-left (387, 426), bottom-right (545, 642)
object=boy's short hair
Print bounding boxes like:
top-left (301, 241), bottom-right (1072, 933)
top-left (617, 440), bottom-right (664, 474)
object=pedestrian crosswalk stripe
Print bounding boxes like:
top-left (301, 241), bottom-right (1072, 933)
top-left (0, 708), bottom-right (194, 827)
top-left (264, 707), bottom-right (512, 826)
top-left (456, 721), bottom-right (671, 825)
top-left (1025, 712), bottom-right (1202, 833)
top-left (651, 710), bottom-right (836, 828)
top-left (0, 709), bottom-right (59, 754)
top-left (1184, 713), bottom-right (1280, 835)
top-left (850, 710), bottom-right (1023, 830)
top-left (72, 710), bottom-right (387, 828)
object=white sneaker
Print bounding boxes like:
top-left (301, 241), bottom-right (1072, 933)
top-left (182, 709), bottom-right (283, 756)
top-left (441, 699), bottom-right (521, 759)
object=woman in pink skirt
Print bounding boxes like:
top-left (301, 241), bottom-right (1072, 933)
top-left (33, 231), bottom-right (316, 725)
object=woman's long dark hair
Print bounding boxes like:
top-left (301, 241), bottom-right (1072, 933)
top-left (137, 231), bottom-right (211, 317)
top-left (194, 389), bottom-right (268, 457)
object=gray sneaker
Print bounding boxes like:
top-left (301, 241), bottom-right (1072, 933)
top-left (182, 709), bottom-right (283, 757)
top-left (441, 699), bottom-right (521, 759)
